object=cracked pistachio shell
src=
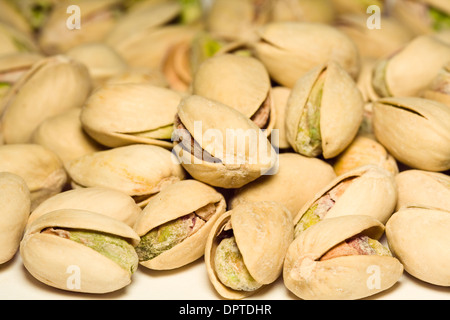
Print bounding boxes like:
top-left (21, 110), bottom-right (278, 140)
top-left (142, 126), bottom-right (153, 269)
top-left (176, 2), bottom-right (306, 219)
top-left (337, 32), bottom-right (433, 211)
top-left (0, 172), bottom-right (30, 264)
top-left (80, 83), bottom-right (182, 149)
top-left (31, 108), bottom-right (105, 166)
top-left (230, 153), bottom-right (336, 219)
top-left (0, 144), bottom-right (67, 211)
top-left (284, 215), bottom-right (403, 300)
top-left (172, 95), bottom-right (277, 189)
top-left (386, 206), bottom-right (450, 286)
top-left (293, 165), bottom-right (397, 234)
top-left (192, 54), bottom-right (275, 134)
top-left (373, 97), bottom-right (450, 171)
top-left (0, 55), bottom-right (92, 144)
top-left (66, 144), bottom-right (186, 207)
top-left (133, 179), bottom-right (226, 270)
top-left (28, 186), bottom-right (142, 228)
top-left (20, 209), bottom-right (140, 293)
top-left (422, 61), bottom-right (450, 108)
top-left (372, 36), bottom-right (450, 98)
top-left (395, 170), bottom-right (450, 211)
top-left (253, 22), bottom-right (360, 88)
top-left (285, 61), bottom-right (364, 159)
top-left (205, 201), bottom-right (294, 299)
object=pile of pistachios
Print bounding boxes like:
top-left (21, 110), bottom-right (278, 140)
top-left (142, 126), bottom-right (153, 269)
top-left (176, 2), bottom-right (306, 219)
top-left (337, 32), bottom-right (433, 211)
top-left (0, 0), bottom-right (449, 300)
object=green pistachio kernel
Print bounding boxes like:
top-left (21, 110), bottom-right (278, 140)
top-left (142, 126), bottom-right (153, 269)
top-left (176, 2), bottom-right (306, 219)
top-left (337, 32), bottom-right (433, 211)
top-left (372, 59), bottom-right (392, 98)
top-left (429, 7), bottom-right (450, 31)
top-left (294, 204), bottom-right (321, 237)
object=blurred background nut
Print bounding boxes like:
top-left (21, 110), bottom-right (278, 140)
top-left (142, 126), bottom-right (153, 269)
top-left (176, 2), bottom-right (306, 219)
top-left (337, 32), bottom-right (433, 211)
top-left (0, 22), bottom-right (38, 56)
top-left (330, 0), bottom-right (385, 15)
top-left (270, 86), bottom-right (291, 150)
top-left (0, 172), bottom-right (30, 264)
top-left (0, 0), bottom-right (33, 35)
top-left (5, 0), bottom-right (58, 32)
top-left (386, 205), bottom-right (450, 286)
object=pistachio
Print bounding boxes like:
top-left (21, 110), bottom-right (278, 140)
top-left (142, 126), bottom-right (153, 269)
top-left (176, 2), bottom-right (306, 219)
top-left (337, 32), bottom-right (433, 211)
top-left (386, 205), bottom-right (450, 286)
top-left (0, 172), bottom-right (30, 264)
top-left (20, 209), bottom-right (140, 293)
top-left (133, 179), bottom-right (226, 270)
top-left (422, 61), bottom-right (450, 107)
top-left (205, 201), bottom-right (293, 299)
top-left (8, 0), bottom-right (57, 31)
top-left (271, 86), bottom-right (291, 150)
top-left (0, 22), bottom-right (38, 56)
top-left (373, 97), bottom-right (450, 171)
top-left (285, 61), bottom-right (364, 159)
top-left (284, 215), bottom-right (403, 300)
top-left (0, 0), bottom-right (32, 34)
top-left (106, 67), bottom-right (169, 87)
top-left (271, 0), bottom-right (335, 24)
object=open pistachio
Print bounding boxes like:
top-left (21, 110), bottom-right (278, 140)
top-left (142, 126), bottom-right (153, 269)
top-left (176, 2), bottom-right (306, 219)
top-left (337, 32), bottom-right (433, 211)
top-left (0, 144), bottom-right (67, 211)
top-left (0, 55), bottom-right (92, 144)
top-left (80, 83), bottom-right (182, 149)
top-left (373, 97), bottom-right (450, 171)
top-left (20, 209), bottom-right (140, 293)
top-left (422, 61), bottom-right (450, 107)
top-left (284, 215), bottom-right (403, 300)
top-left (133, 179), bottom-right (226, 270)
top-left (253, 22), bottom-right (360, 88)
top-left (0, 172), bottom-right (30, 264)
top-left (293, 165), bottom-right (397, 238)
top-left (192, 54), bottom-right (275, 135)
top-left (386, 205), bottom-right (450, 286)
top-left (171, 95), bottom-right (277, 189)
top-left (205, 201), bottom-right (293, 299)
top-left (65, 144), bottom-right (186, 207)
top-left (230, 153), bottom-right (337, 219)
top-left (106, 67), bottom-right (169, 87)
top-left (285, 61), bottom-right (364, 159)
top-left (395, 170), bottom-right (450, 211)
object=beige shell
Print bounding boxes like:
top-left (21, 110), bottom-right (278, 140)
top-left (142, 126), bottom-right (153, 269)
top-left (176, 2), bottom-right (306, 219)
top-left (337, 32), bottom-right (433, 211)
top-left (0, 144), bottom-right (67, 211)
top-left (172, 95), bottom-right (277, 189)
top-left (192, 54), bottom-right (275, 134)
top-left (331, 0), bottom-right (385, 15)
top-left (230, 153), bottom-right (337, 218)
top-left (284, 215), bottom-right (403, 300)
top-left (293, 165), bottom-right (397, 229)
top-left (285, 61), bottom-right (364, 159)
top-left (253, 22), bottom-right (360, 88)
top-left (80, 83), bottom-right (182, 149)
top-left (0, 55), bottom-right (92, 144)
top-left (395, 170), bottom-right (450, 211)
top-left (422, 61), bottom-right (450, 108)
top-left (356, 58), bottom-right (381, 103)
top-left (31, 108), bottom-right (105, 166)
top-left (271, 0), bottom-right (335, 24)
top-left (0, 22), bottom-right (38, 56)
top-left (28, 186), bottom-right (142, 228)
top-left (205, 201), bottom-right (294, 299)
top-left (0, 0), bottom-right (32, 35)
top-left (65, 144), bottom-right (186, 207)
top-left (0, 172), bottom-right (30, 264)
top-left (386, 206), bottom-right (450, 286)
top-left (271, 86), bottom-right (291, 149)
top-left (373, 97), bottom-right (450, 172)
top-left (20, 209), bottom-right (140, 293)
top-left (134, 179), bottom-right (226, 270)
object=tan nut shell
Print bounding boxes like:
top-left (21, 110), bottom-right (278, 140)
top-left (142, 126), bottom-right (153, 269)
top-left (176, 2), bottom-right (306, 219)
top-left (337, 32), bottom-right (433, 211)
top-left (271, 86), bottom-right (291, 149)
top-left (395, 170), bottom-right (450, 211)
top-left (294, 165), bottom-right (397, 226)
top-left (28, 186), bottom-right (142, 228)
top-left (285, 61), bottom-right (364, 159)
top-left (386, 206), bottom-right (450, 286)
top-left (422, 62), bottom-right (450, 108)
top-left (284, 215), bottom-right (403, 300)
top-left (230, 153), bottom-right (337, 219)
top-left (373, 97), bottom-right (450, 172)
top-left (0, 172), bottom-right (30, 264)
top-left (173, 95), bottom-right (277, 189)
top-left (20, 209), bottom-right (140, 294)
top-left (66, 144), bottom-right (186, 207)
top-left (205, 201), bottom-right (294, 299)
top-left (134, 179), bottom-right (226, 270)
top-left (80, 83), bottom-right (182, 148)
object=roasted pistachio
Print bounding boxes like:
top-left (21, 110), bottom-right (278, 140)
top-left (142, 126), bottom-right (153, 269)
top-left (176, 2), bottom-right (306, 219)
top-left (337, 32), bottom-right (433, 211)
top-left (7, 0), bottom-right (57, 31)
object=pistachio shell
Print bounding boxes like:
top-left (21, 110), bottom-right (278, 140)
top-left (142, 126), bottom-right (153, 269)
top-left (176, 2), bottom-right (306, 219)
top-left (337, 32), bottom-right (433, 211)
top-left (422, 61), bottom-right (450, 108)
top-left (0, 144), bottom-right (67, 211)
top-left (230, 153), bottom-right (337, 218)
top-left (285, 61), bottom-right (364, 159)
top-left (65, 144), bottom-right (186, 207)
top-left (20, 209), bottom-right (140, 293)
top-left (172, 95), bottom-right (277, 188)
top-left (0, 172), bottom-right (30, 264)
top-left (373, 97), bottom-right (450, 171)
top-left (271, 86), bottom-right (291, 149)
top-left (0, 0), bottom-right (33, 34)
top-left (284, 215), bottom-right (403, 300)
top-left (106, 67), bottom-right (169, 87)
top-left (134, 179), bottom-right (226, 270)
top-left (0, 22), bottom-right (38, 56)
top-left (80, 83), bottom-right (182, 148)
top-left (386, 206), bottom-right (450, 286)
top-left (205, 201), bottom-right (293, 299)
top-left (271, 0), bottom-right (335, 24)
top-left (0, 55), bottom-right (92, 144)
top-left (395, 170), bottom-right (450, 211)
